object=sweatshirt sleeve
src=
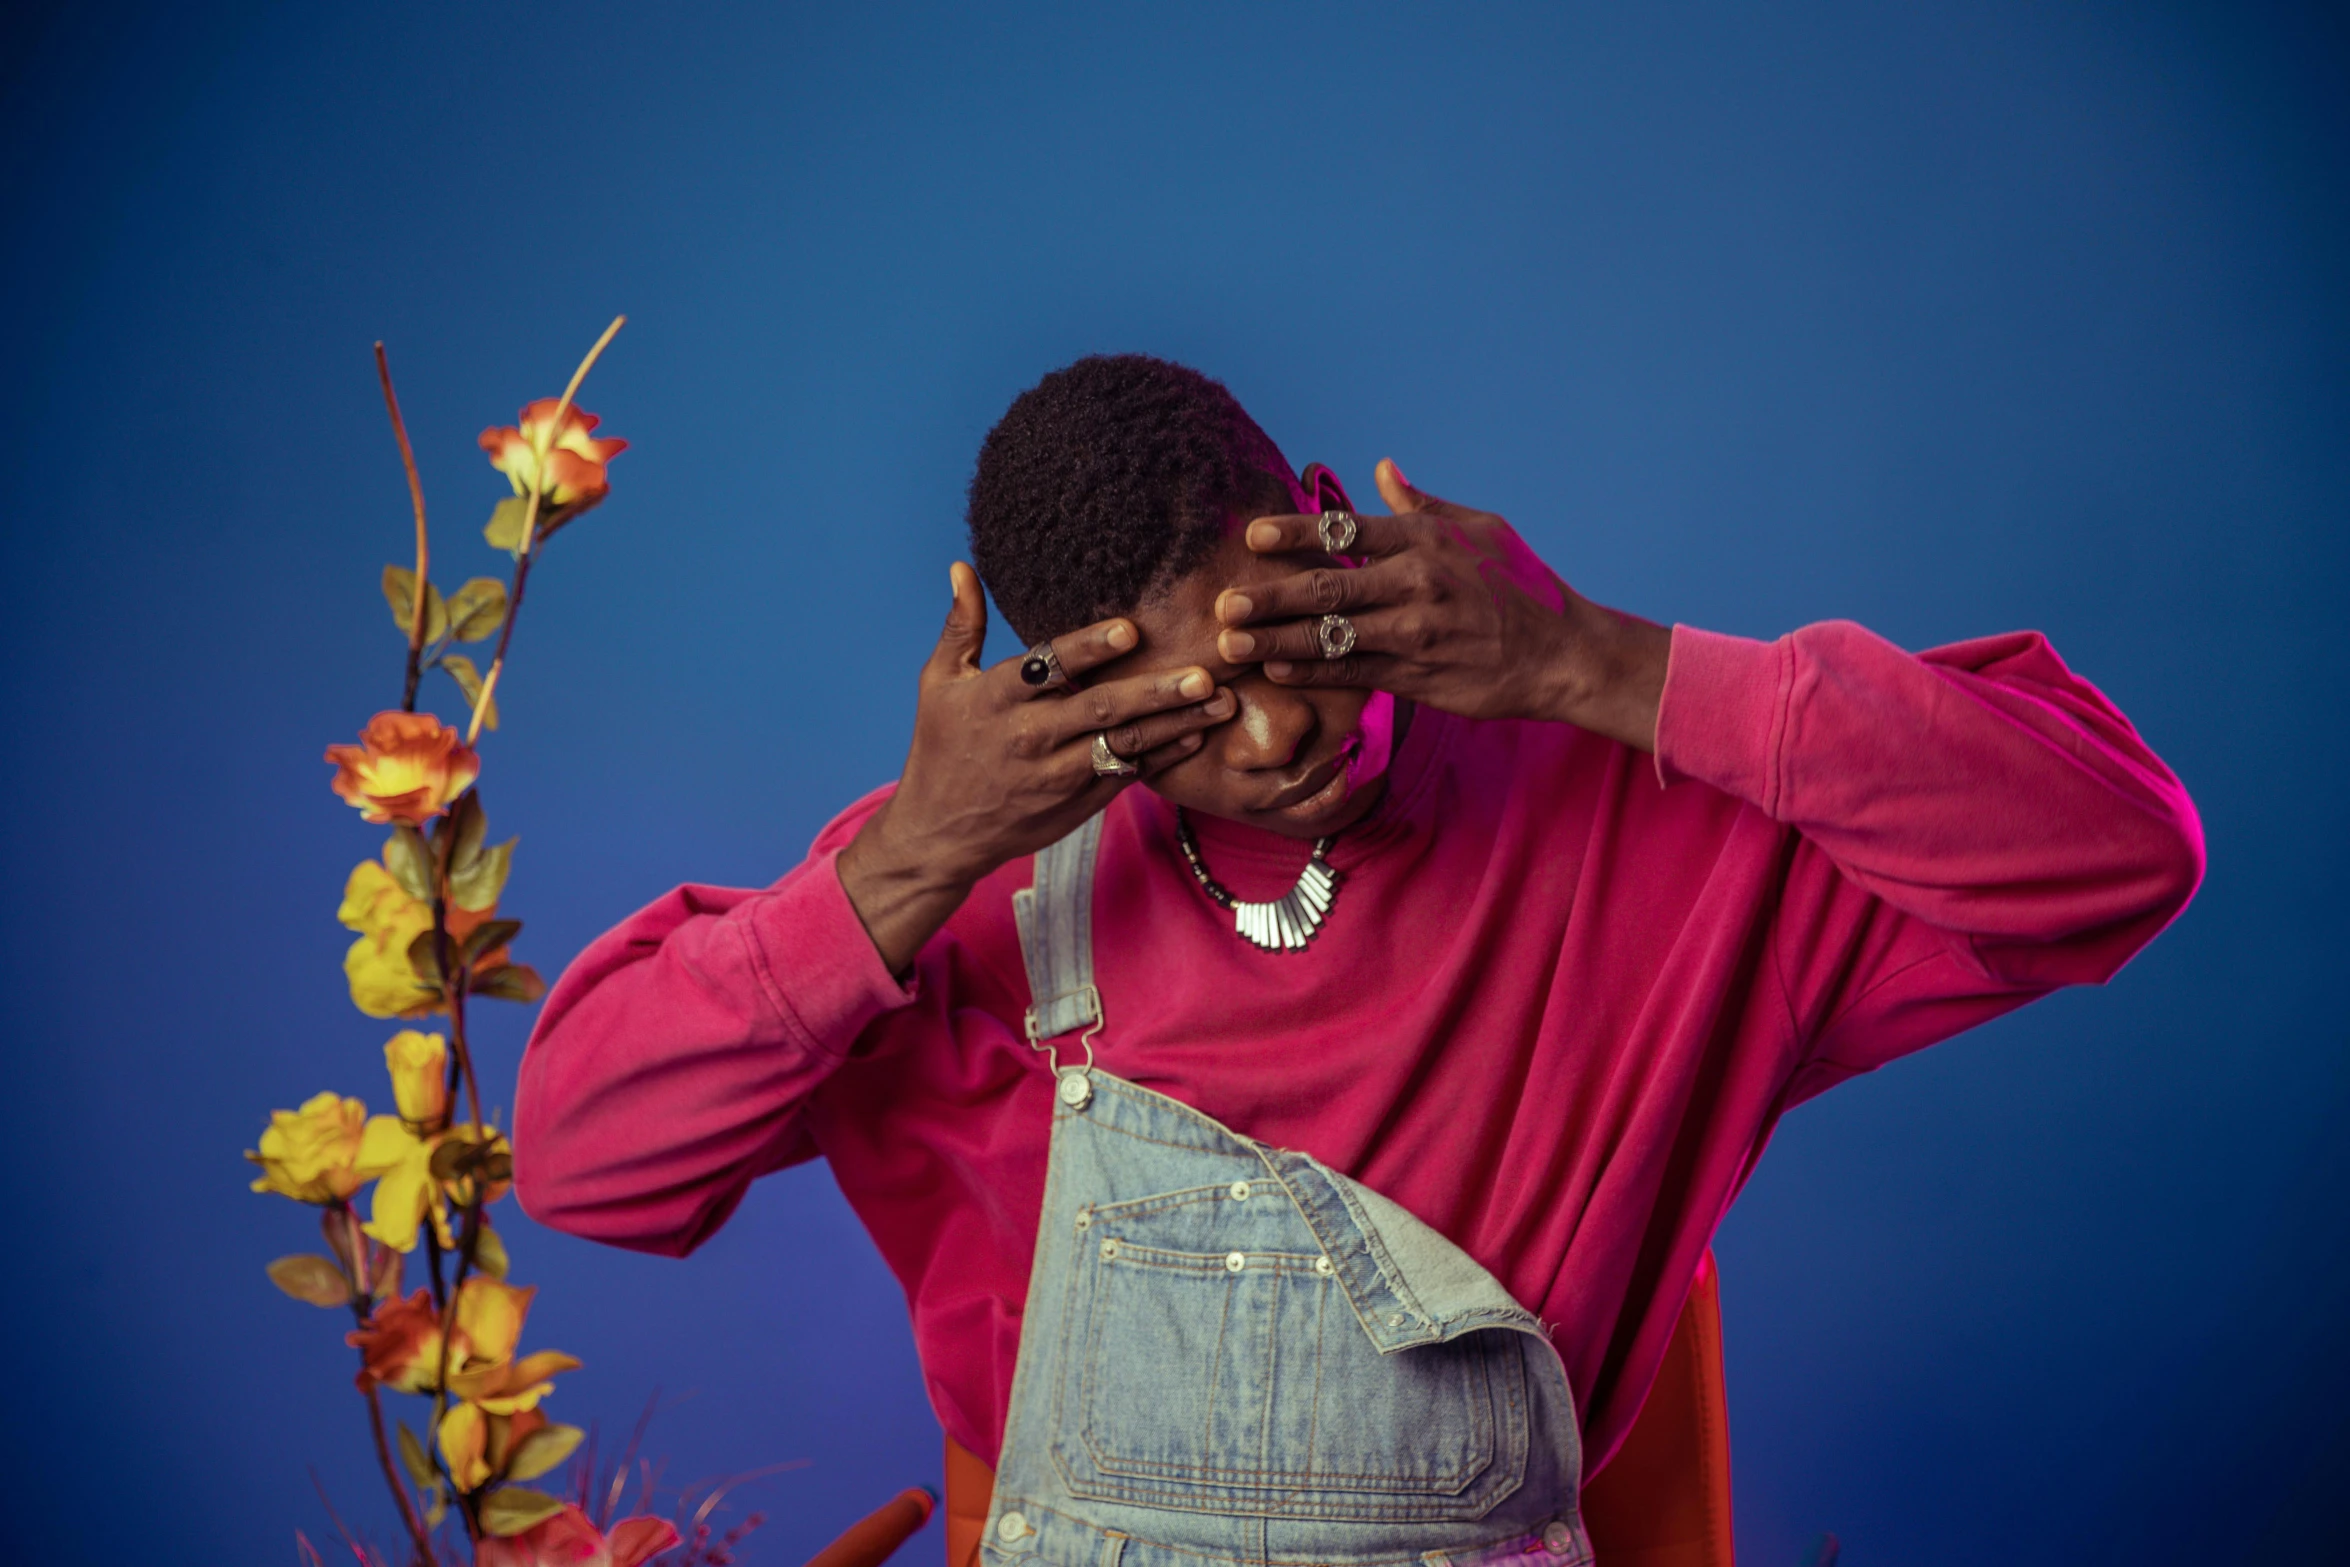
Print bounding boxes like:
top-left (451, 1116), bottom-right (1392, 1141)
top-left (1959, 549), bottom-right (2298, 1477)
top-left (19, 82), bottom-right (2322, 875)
top-left (511, 785), bottom-right (915, 1255)
top-left (1654, 621), bottom-right (2205, 1095)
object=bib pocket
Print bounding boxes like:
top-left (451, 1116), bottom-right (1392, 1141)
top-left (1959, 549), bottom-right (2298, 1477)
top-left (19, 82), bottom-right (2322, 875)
top-left (1051, 1185), bottom-right (1530, 1524)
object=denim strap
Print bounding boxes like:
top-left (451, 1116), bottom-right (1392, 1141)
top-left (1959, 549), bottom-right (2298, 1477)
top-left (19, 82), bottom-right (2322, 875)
top-left (1013, 812), bottom-right (1104, 1042)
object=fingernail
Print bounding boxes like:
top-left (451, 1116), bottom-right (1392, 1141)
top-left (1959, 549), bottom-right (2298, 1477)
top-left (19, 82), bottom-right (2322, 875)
top-left (1106, 622), bottom-right (1135, 650)
top-left (1219, 592), bottom-right (1253, 623)
top-left (1247, 521), bottom-right (1280, 549)
top-left (1205, 690), bottom-right (1236, 716)
top-left (1266, 660), bottom-right (1295, 679)
top-left (1179, 670), bottom-right (1211, 699)
top-left (1384, 458), bottom-right (1411, 489)
top-left (1220, 630), bottom-right (1256, 660)
top-left (1180, 733), bottom-right (1204, 751)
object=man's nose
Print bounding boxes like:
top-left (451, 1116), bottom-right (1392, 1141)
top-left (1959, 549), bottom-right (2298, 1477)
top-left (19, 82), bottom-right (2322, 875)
top-left (1221, 683), bottom-right (1319, 771)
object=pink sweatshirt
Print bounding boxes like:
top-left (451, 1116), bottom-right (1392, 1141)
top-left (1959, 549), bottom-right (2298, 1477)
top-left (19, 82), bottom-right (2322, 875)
top-left (513, 622), bottom-right (2202, 1476)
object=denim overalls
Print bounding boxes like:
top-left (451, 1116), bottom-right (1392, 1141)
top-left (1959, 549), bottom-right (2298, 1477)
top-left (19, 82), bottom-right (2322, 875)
top-left (982, 814), bottom-right (1593, 1567)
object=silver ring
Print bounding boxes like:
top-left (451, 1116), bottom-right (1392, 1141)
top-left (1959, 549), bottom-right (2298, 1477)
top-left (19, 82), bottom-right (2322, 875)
top-left (1090, 731), bottom-right (1139, 777)
top-left (1318, 509), bottom-right (1358, 554)
top-left (1019, 640), bottom-right (1069, 689)
top-left (1317, 613), bottom-right (1357, 660)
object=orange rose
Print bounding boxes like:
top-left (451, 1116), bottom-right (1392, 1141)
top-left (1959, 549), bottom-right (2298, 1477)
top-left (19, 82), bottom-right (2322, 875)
top-left (479, 400), bottom-right (627, 512)
top-left (326, 712), bottom-right (480, 826)
top-left (474, 1505), bottom-right (678, 1567)
top-left (347, 1287), bottom-right (446, 1393)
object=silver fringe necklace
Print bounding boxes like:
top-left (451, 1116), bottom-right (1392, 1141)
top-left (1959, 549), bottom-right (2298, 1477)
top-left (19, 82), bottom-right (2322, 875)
top-left (1174, 808), bottom-right (1341, 952)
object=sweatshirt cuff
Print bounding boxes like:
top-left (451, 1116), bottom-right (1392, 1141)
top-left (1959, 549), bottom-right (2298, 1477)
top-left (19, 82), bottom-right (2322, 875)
top-left (1652, 624), bottom-right (1792, 815)
top-left (738, 847), bottom-right (918, 1061)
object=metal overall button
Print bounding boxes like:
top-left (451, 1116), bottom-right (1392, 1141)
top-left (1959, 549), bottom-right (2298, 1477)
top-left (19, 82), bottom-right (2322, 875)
top-left (1227, 1179), bottom-right (1251, 1201)
top-left (1542, 1520), bottom-right (1575, 1554)
top-left (1225, 1251), bottom-right (1246, 1273)
top-left (996, 1510), bottom-right (1031, 1543)
top-left (1314, 1255), bottom-right (1335, 1276)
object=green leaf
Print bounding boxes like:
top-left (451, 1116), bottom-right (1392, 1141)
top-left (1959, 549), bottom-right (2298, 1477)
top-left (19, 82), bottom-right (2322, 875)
top-left (445, 577), bottom-right (509, 642)
top-left (370, 1242), bottom-right (405, 1302)
top-left (267, 1254), bottom-right (352, 1308)
top-left (383, 827), bottom-right (433, 903)
top-left (422, 1490), bottom-right (447, 1529)
top-left (461, 918), bottom-right (521, 965)
top-left (396, 1421), bottom-right (438, 1489)
top-left (407, 927), bottom-right (444, 988)
top-left (470, 963), bottom-right (546, 1004)
top-left (449, 837), bottom-right (513, 913)
top-left (445, 790), bottom-right (488, 876)
top-left (381, 566), bottom-right (449, 643)
top-left (503, 1423), bottom-right (583, 1483)
top-left (484, 497), bottom-right (533, 555)
top-left (479, 1485), bottom-right (566, 1536)
top-left (472, 1224), bottom-right (510, 1280)
top-left (441, 655), bottom-right (499, 733)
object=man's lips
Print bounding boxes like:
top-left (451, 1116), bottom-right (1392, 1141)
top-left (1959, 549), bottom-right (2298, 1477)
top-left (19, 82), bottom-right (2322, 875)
top-left (1256, 736), bottom-right (1361, 815)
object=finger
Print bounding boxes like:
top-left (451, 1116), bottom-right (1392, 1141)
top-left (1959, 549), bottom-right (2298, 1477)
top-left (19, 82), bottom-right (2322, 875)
top-left (1374, 457), bottom-right (1471, 519)
top-left (1037, 665), bottom-right (1219, 743)
top-left (1138, 730), bottom-right (1209, 777)
top-left (927, 562), bottom-right (989, 678)
top-left (1241, 510), bottom-right (1414, 559)
top-left (1097, 687), bottom-right (1237, 761)
top-left (996, 613), bottom-right (1140, 699)
top-left (1215, 556), bottom-right (1420, 632)
top-left (1219, 604), bottom-right (1418, 665)
top-left (1261, 652), bottom-right (1402, 688)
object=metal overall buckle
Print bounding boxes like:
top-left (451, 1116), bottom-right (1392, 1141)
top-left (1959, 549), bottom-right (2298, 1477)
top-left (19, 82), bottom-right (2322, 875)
top-left (1023, 983), bottom-right (1103, 1109)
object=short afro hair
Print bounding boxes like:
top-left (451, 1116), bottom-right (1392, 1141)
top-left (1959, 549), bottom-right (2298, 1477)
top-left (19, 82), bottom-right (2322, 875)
top-left (968, 354), bottom-right (1300, 645)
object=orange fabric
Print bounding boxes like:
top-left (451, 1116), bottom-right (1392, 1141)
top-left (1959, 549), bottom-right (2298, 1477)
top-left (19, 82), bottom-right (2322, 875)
top-left (1582, 1251), bottom-right (1736, 1566)
top-left (944, 1430), bottom-right (992, 1567)
top-left (941, 1250), bottom-right (1734, 1567)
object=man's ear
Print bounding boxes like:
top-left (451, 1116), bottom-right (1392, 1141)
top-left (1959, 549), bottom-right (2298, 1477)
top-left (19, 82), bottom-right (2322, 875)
top-left (1301, 462), bottom-right (1355, 515)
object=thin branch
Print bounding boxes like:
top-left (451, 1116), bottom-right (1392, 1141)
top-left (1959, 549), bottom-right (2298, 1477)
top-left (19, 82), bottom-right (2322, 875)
top-left (374, 343), bottom-right (431, 713)
top-left (364, 1383), bottom-right (436, 1566)
top-left (465, 315), bottom-right (625, 744)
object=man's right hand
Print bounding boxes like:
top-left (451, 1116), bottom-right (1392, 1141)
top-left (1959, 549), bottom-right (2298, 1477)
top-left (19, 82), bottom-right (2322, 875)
top-left (838, 561), bottom-right (1234, 975)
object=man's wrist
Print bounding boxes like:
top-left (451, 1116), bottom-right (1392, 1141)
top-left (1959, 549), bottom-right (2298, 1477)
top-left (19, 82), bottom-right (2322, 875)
top-left (1544, 602), bottom-right (1670, 752)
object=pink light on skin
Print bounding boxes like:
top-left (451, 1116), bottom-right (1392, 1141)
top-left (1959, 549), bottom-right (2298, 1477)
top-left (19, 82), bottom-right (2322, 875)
top-left (1346, 690), bottom-right (1398, 794)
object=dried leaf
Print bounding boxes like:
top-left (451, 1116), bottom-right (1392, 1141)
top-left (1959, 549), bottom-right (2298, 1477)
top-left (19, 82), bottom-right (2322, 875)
top-left (472, 1224), bottom-right (510, 1280)
top-left (503, 1423), bottom-right (583, 1483)
top-left (441, 655), bottom-right (499, 732)
top-left (370, 1242), bottom-right (405, 1302)
top-left (381, 566), bottom-right (449, 643)
top-left (267, 1254), bottom-right (351, 1308)
top-left (470, 963), bottom-right (546, 1004)
top-left (407, 927), bottom-right (444, 988)
top-left (384, 827), bottom-right (433, 903)
top-left (449, 837), bottom-right (513, 913)
top-left (479, 1485), bottom-right (566, 1536)
top-left (445, 790), bottom-right (488, 875)
top-left (396, 1421), bottom-right (438, 1489)
top-left (484, 497), bottom-right (532, 555)
top-left (445, 577), bottom-right (509, 642)
top-left (462, 919), bottom-right (522, 966)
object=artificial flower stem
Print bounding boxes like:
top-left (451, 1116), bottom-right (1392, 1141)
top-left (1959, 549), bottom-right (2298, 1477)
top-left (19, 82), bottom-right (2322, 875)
top-left (374, 343), bottom-right (433, 716)
top-left (363, 1380), bottom-right (436, 1565)
top-left (463, 316), bottom-right (624, 745)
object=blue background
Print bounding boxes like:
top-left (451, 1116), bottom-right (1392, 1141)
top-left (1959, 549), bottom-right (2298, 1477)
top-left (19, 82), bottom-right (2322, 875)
top-left (2, 3), bottom-right (2342, 1563)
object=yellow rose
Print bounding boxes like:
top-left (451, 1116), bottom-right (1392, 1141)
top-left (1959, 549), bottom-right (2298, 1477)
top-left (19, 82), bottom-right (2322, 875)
top-left (340, 860), bottom-right (437, 1018)
top-left (384, 1030), bottom-right (449, 1125)
top-left (338, 858), bottom-right (503, 1019)
top-left (246, 1091), bottom-right (374, 1204)
top-left (359, 1120), bottom-right (512, 1253)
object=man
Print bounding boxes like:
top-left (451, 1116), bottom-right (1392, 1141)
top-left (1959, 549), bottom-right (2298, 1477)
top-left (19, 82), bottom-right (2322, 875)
top-left (514, 354), bottom-right (2201, 1564)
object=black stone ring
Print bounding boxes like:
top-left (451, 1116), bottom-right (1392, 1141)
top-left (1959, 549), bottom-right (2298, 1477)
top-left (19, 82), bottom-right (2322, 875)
top-left (1019, 640), bottom-right (1069, 689)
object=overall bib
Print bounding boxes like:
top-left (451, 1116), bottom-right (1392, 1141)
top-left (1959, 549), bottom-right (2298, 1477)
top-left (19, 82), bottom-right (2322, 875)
top-left (981, 816), bottom-right (1593, 1567)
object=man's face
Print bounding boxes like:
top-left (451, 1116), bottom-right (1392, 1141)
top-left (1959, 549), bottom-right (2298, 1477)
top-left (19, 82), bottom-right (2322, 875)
top-left (1114, 520), bottom-right (1399, 840)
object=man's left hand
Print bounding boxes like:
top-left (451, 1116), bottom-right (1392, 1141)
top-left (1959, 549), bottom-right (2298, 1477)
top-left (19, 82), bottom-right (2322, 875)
top-left (1214, 459), bottom-right (1672, 752)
